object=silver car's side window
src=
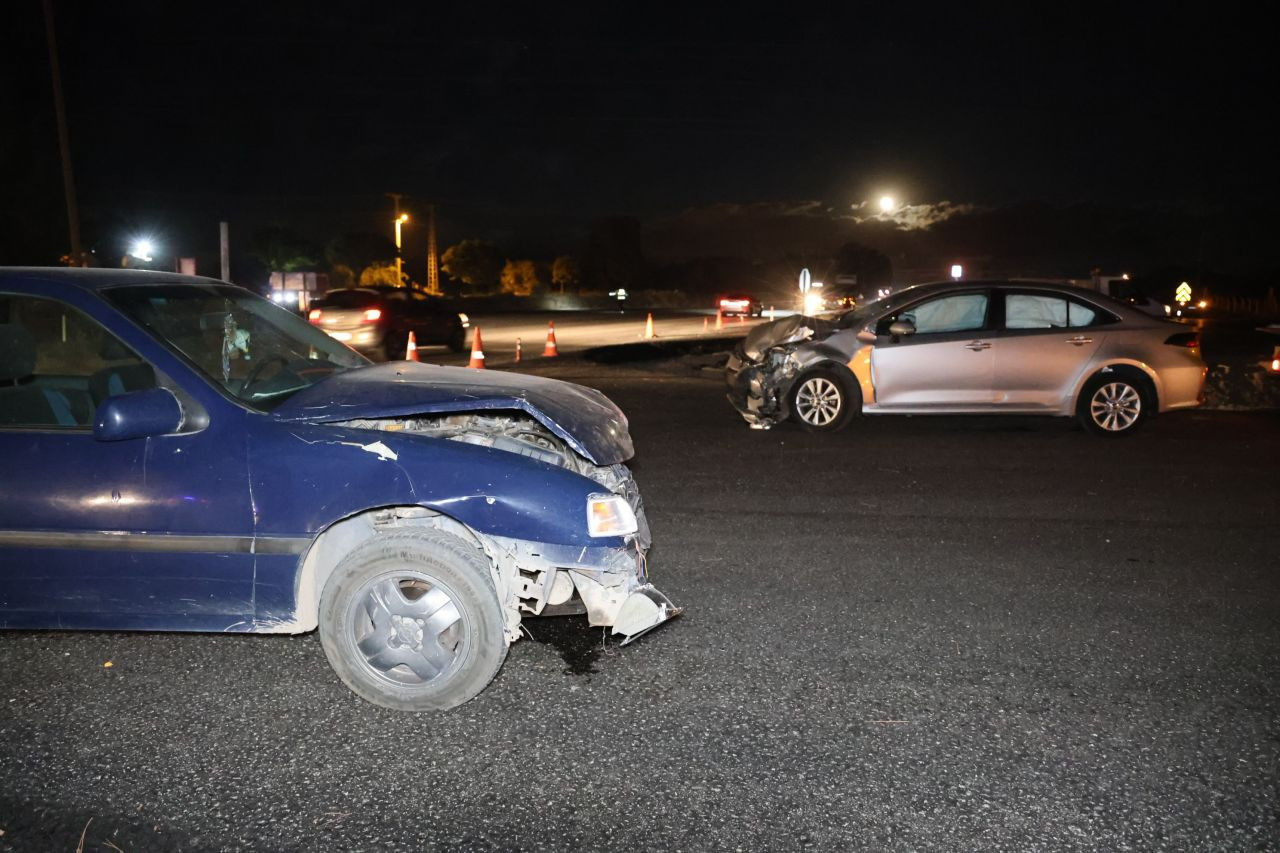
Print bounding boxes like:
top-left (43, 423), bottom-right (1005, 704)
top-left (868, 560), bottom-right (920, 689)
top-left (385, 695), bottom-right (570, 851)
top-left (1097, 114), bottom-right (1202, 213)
top-left (1006, 294), bottom-right (1099, 329)
top-left (900, 293), bottom-right (988, 334)
top-left (1007, 294), bottom-right (1067, 328)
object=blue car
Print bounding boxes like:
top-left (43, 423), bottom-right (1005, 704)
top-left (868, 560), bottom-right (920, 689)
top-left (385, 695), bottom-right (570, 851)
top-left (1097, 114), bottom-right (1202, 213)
top-left (0, 268), bottom-right (679, 711)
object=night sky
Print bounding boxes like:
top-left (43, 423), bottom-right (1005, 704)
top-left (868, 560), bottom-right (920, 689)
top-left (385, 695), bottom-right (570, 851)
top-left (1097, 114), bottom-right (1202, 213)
top-left (4, 3), bottom-right (1274, 281)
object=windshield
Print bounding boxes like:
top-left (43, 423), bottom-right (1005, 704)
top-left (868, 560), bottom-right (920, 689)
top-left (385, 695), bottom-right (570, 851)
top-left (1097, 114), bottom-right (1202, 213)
top-left (834, 294), bottom-right (891, 328)
top-left (104, 283), bottom-right (370, 411)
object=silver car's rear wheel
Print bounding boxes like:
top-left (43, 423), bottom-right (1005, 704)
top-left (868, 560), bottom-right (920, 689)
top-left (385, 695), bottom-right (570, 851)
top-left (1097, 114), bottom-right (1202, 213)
top-left (319, 530), bottom-right (506, 711)
top-left (789, 368), bottom-right (858, 432)
top-left (1078, 372), bottom-right (1149, 437)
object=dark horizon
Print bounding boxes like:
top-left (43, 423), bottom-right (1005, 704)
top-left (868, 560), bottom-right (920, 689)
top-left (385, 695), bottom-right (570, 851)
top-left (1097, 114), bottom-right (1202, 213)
top-left (5, 3), bottom-right (1276, 285)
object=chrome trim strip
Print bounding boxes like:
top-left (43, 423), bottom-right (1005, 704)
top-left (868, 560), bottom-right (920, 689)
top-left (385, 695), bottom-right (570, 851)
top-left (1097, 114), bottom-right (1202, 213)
top-left (0, 530), bottom-right (311, 555)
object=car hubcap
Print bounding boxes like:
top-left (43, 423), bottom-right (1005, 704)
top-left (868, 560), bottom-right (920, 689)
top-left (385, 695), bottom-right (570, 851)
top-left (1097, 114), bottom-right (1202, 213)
top-left (349, 573), bottom-right (466, 687)
top-left (1090, 382), bottom-right (1141, 431)
top-left (796, 377), bottom-right (842, 426)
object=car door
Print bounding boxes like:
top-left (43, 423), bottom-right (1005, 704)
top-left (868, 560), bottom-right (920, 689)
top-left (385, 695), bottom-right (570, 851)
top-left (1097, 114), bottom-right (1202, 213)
top-left (992, 290), bottom-right (1113, 410)
top-left (870, 289), bottom-right (997, 408)
top-left (0, 292), bottom-right (256, 630)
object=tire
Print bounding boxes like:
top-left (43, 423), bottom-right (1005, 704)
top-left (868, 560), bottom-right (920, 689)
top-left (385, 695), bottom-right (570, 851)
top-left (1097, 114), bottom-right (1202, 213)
top-left (383, 330), bottom-right (407, 362)
top-left (789, 367), bottom-right (860, 432)
top-left (1076, 370), bottom-right (1151, 437)
top-left (447, 324), bottom-right (467, 353)
top-left (318, 529), bottom-right (507, 711)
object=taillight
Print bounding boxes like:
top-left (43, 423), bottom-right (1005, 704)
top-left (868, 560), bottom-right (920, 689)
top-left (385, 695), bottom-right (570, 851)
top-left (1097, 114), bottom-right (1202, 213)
top-left (307, 309), bottom-right (322, 322)
top-left (1164, 332), bottom-right (1199, 348)
top-left (363, 308), bottom-right (382, 322)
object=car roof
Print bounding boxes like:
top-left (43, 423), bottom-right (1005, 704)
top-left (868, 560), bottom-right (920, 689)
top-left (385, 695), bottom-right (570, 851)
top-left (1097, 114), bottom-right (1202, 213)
top-left (0, 266), bottom-right (230, 292)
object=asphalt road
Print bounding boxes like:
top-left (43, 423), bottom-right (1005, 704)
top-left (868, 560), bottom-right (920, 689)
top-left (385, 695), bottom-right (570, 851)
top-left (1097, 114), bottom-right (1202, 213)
top-left (2, 358), bottom-right (1278, 851)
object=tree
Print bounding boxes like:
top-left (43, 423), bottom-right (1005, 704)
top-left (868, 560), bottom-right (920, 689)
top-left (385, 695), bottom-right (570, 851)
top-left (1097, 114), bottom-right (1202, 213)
top-left (551, 255), bottom-right (581, 294)
top-left (359, 262), bottom-right (405, 288)
top-left (500, 260), bottom-right (543, 296)
top-left (441, 239), bottom-right (503, 293)
top-left (250, 226), bottom-right (319, 272)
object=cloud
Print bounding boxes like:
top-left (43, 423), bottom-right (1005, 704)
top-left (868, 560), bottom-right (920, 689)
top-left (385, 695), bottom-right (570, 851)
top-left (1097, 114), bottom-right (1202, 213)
top-left (848, 200), bottom-right (977, 230)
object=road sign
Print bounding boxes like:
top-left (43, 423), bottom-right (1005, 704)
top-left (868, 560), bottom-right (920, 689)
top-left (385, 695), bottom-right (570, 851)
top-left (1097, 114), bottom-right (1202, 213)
top-left (1175, 282), bottom-right (1192, 305)
top-left (799, 268), bottom-right (811, 293)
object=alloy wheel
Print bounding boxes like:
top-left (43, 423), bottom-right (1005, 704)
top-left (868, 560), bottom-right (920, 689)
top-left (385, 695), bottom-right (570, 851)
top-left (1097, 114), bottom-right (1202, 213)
top-left (795, 376), bottom-right (843, 427)
top-left (1089, 381), bottom-right (1142, 432)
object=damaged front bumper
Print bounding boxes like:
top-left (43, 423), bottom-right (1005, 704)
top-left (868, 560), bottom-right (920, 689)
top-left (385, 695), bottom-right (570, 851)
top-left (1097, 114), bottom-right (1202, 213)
top-left (481, 533), bottom-right (682, 646)
top-left (725, 347), bottom-right (798, 429)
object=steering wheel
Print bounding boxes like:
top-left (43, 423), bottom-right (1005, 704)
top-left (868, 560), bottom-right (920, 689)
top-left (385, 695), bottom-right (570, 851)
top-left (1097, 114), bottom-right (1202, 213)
top-left (238, 354), bottom-right (291, 398)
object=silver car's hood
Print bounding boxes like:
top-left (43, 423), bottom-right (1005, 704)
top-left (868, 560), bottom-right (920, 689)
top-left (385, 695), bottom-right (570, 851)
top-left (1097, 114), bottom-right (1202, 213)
top-left (740, 315), bottom-right (838, 361)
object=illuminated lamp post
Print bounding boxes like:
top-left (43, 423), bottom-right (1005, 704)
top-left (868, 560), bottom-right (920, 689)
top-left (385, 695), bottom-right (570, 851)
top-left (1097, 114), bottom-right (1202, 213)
top-left (394, 213), bottom-right (409, 285)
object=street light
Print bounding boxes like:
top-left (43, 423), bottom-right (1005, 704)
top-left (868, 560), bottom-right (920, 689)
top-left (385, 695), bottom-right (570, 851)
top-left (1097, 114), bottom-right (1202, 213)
top-left (129, 238), bottom-right (154, 262)
top-left (394, 213), bottom-right (409, 285)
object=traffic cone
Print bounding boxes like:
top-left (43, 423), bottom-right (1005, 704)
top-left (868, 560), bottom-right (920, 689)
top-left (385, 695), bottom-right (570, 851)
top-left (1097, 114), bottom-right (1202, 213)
top-left (543, 322), bottom-right (559, 357)
top-left (643, 313), bottom-right (656, 339)
top-left (468, 327), bottom-right (486, 369)
top-left (702, 316), bottom-right (709, 333)
top-left (738, 313), bottom-right (745, 323)
top-left (715, 309), bottom-right (723, 331)
top-left (768, 305), bottom-right (775, 319)
top-left (514, 337), bottom-right (522, 363)
top-left (405, 331), bottom-right (420, 362)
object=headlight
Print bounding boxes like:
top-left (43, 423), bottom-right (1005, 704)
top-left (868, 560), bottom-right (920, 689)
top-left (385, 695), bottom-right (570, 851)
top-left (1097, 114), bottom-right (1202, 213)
top-left (457, 313), bottom-right (470, 327)
top-left (586, 494), bottom-right (638, 537)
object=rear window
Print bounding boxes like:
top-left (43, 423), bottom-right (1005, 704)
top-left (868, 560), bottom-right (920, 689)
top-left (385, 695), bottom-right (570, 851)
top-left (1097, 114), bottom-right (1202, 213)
top-left (317, 290), bottom-right (379, 309)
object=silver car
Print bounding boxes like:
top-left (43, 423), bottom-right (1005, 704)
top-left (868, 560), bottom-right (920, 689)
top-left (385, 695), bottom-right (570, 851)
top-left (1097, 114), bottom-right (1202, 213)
top-left (726, 280), bottom-right (1206, 437)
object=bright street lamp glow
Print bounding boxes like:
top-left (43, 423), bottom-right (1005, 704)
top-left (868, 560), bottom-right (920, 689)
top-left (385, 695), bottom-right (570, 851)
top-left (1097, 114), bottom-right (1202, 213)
top-left (878, 196), bottom-right (896, 213)
top-left (129, 239), bottom-right (154, 261)
top-left (950, 264), bottom-right (963, 280)
top-left (398, 213), bottom-right (409, 223)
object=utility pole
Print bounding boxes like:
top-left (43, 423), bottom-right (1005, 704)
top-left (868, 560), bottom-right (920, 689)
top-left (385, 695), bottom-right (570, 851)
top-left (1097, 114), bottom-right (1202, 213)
top-left (219, 221), bottom-right (231, 281)
top-left (426, 204), bottom-right (440, 295)
top-left (43, 0), bottom-right (83, 265)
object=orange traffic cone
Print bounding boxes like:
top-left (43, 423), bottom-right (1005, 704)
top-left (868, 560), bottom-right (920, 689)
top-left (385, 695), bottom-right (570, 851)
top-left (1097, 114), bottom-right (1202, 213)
top-left (738, 313), bottom-right (745, 323)
top-left (643, 313), bottom-right (655, 339)
top-left (543, 322), bottom-right (559, 357)
top-left (405, 331), bottom-right (420, 362)
top-left (714, 309), bottom-right (723, 331)
top-left (702, 316), bottom-right (709, 333)
top-left (468, 327), bottom-right (486, 369)
top-left (514, 337), bottom-right (522, 363)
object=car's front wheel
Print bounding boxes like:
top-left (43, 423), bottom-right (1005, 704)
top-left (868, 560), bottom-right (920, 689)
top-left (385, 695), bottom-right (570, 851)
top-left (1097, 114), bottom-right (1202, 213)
top-left (447, 324), bottom-right (467, 353)
top-left (789, 367), bottom-right (859, 432)
top-left (1077, 370), bottom-right (1150, 437)
top-left (318, 529), bottom-right (507, 711)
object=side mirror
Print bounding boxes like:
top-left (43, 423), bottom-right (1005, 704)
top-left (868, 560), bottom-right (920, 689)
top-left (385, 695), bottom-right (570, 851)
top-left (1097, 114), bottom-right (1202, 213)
top-left (94, 388), bottom-right (183, 442)
top-left (888, 320), bottom-right (916, 337)
top-left (856, 329), bottom-right (877, 344)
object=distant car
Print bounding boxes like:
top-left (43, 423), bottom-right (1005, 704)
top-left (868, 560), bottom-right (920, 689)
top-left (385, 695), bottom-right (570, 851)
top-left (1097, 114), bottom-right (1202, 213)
top-left (0, 268), bottom-right (679, 711)
top-left (308, 286), bottom-right (469, 359)
top-left (726, 279), bottom-right (1207, 437)
top-left (717, 294), bottom-right (762, 317)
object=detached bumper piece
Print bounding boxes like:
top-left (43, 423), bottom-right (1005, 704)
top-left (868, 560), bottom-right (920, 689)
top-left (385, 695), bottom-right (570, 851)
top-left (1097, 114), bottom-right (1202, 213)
top-left (611, 584), bottom-right (682, 645)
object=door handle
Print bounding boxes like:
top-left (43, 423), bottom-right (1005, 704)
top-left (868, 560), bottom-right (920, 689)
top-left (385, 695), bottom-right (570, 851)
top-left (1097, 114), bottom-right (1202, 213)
top-left (1066, 336), bottom-right (1093, 346)
top-left (964, 341), bottom-right (992, 351)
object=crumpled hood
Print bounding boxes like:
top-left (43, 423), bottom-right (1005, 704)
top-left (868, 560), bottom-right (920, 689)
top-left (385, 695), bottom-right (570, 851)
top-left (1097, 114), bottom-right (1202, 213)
top-left (740, 315), bottom-right (838, 361)
top-left (270, 362), bottom-right (633, 465)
